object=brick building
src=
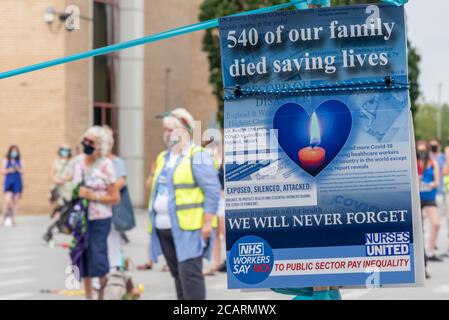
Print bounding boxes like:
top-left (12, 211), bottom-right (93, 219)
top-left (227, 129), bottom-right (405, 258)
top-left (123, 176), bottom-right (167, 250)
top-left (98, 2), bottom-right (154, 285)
top-left (0, 0), bottom-right (218, 214)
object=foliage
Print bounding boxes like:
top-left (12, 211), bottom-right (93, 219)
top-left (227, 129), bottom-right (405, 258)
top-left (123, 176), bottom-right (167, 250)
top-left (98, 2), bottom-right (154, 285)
top-left (414, 103), bottom-right (449, 144)
top-left (199, 0), bottom-right (291, 125)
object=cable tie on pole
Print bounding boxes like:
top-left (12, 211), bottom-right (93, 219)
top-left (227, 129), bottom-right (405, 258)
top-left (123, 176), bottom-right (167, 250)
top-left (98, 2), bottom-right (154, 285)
top-left (234, 85), bottom-right (243, 98)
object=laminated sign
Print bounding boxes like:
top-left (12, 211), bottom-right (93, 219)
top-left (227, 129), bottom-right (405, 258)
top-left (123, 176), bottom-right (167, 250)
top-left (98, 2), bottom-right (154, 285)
top-left (219, 4), bottom-right (424, 289)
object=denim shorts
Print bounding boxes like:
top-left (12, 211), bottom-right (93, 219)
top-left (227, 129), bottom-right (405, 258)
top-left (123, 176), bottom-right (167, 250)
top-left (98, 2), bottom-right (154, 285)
top-left (4, 179), bottom-right (22, 195)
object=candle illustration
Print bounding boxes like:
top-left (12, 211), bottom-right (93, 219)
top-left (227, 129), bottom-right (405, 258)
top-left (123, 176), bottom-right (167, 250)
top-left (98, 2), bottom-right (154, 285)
top-left (298, 112), bottom-right (326, 175)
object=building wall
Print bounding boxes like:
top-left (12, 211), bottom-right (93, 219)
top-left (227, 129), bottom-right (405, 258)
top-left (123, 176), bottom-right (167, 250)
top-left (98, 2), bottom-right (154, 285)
top-left (0, 1), bottom-right (71, 214)
top-left (144, 0), bottom-right (218, 204)
top-left (0, 0), bottom-right (217, 214)
top-left (65, 0), bottom-right (92, 154)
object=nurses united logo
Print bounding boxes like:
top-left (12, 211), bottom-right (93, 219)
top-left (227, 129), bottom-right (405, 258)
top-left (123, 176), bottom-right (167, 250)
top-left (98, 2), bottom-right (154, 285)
top-left (229, 236), bottom-right (274, 284)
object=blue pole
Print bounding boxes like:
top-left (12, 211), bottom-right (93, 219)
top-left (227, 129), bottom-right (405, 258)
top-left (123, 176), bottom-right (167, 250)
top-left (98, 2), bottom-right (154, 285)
top-left (0, 1), bottom-right (306, 80)
top-left (293, 0), bottom-right (331, 10)
top-left (293, 0), bottom-right (407, 10)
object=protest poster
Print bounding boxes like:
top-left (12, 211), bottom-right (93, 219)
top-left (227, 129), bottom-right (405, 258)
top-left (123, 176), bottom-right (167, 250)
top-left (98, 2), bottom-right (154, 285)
top-left (219, 4), bottom-right (424, 289)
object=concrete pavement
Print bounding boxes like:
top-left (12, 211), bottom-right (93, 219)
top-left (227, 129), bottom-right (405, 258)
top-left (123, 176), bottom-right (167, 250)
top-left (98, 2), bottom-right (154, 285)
top-left (0, 210), bottom-right (448, 300)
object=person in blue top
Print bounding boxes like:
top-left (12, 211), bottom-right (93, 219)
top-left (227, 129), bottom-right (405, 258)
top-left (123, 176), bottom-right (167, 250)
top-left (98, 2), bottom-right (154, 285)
top-left (148, 108), bottom-right (221, 300)
top-left (1, 145), bottom-right (24, 227)
top-left (444, 138), bottom-right (449, 256)
top-left (429, 139), bottom-right (449, 257)
top-left (417, 141), bottom-right (441, 263)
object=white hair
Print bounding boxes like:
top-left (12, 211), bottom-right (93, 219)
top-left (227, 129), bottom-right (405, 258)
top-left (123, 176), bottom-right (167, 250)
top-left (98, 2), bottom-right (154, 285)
top-left (82, 126), bottom-right (110, 157)
top-left (163, 116), bottom-right (181, 131)
top-left (102, 125), bottom-right (115, 153)
top-left (163, 108), bottom-right (195, 132)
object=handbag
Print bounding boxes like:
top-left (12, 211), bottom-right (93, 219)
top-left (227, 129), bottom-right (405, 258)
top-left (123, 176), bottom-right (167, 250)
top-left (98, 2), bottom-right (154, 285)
top-left (112, 186), bottom-right (136, 231)
top-left (49, 187), bottom-right (60, 203)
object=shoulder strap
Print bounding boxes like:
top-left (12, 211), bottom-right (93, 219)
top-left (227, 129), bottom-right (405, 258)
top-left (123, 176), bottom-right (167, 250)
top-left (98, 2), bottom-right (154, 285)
top-left (429, 159), bottom-right (436, 169)
top-left (189, 144), bottom-right (205, 169)
top-left (189, 145), bottom-right (210, 187)
top-left (189, 145), bottom-right (204, 158)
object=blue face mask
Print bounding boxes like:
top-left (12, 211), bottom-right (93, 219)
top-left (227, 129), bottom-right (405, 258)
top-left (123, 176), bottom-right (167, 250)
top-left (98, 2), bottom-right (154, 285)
top-left (10, 150), bottom-right (18, 159)
top-left (59, 149), bottom-right (70, 158)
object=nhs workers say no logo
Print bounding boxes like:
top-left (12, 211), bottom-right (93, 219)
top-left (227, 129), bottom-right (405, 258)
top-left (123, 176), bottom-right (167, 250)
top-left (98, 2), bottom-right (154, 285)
top-left (229, 236), bottom-right (274, 284)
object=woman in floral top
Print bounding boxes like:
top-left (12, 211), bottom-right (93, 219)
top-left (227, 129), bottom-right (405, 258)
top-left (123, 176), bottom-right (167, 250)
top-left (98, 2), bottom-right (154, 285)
top-left (72, 126), bottom-right (120, 300)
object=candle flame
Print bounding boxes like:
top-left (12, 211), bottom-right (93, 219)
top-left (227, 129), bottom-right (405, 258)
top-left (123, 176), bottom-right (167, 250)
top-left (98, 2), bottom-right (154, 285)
top-left (310, 112), bottom-right (321, 146)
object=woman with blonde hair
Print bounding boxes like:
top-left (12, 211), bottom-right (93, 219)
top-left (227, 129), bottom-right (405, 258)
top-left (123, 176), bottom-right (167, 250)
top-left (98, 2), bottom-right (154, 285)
top-left (72, 126), bottom-right (120, 300)
top-left (148, 108), bottom-right (221, 300)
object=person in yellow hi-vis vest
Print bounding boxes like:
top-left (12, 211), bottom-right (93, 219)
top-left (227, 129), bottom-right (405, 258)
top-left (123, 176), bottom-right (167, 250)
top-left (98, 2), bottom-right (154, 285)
top-left (148, 108), bottom-right (221, 300)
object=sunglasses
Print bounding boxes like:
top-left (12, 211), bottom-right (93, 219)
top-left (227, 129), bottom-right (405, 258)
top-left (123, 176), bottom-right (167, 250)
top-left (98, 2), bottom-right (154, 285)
top-left (158, 112), bottom-right (192, 132)
top-left (81, 138), bottom-right (95, 147)
top-left (176, 116), bottom-right (192, 132)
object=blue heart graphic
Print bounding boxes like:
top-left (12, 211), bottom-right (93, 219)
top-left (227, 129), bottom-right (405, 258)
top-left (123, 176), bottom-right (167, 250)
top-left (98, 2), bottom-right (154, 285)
top-left (273, 100), bottom-right (352, 177)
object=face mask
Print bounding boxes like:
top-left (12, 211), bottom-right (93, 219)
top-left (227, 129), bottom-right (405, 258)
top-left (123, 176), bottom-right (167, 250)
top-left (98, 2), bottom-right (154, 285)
top-left (163, 130), bottom-right (180, 148)
top-left (83, 144), bottom-right (95, 156)
top-left (59, 150), bottom-right (70, 158)
top-left (165, 138), bottom-right (180, 148)
top-left (10, 151), bottom-right (18, 158)
top-left (430, 145), bottom-right (438, 153)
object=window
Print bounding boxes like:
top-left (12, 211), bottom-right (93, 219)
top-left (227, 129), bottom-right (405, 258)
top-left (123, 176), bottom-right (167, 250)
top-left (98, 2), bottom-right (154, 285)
top-left (93, 0), bottom-right (119, 153)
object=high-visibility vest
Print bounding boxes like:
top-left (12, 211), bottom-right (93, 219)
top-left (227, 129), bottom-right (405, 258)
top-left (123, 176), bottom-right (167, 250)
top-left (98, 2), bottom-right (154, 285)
top-left (149, 145), bottom-right (216, 233)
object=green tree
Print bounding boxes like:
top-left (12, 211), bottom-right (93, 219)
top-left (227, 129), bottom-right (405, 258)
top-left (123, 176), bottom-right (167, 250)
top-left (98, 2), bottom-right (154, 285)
top-left (443, 104), bottom-right (449, 145)
top-left (407, 42), bottom-right (421, 121)
top-left (414, 104), bottom-right (438, 141)
top-left (414, 103), bottom-right (449, 143)
top-left (200, 0), bottom-right (421, 126)
top-left (199, 0), bottom-right (290, 125)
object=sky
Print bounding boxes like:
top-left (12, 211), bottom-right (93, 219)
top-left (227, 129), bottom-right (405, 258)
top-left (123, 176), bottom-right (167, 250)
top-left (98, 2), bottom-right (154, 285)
top-left (406, 0), bottom-right (449, 105)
